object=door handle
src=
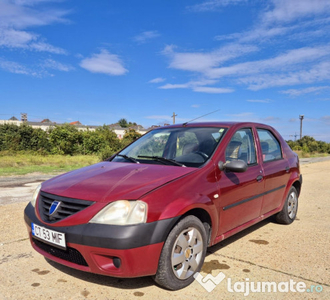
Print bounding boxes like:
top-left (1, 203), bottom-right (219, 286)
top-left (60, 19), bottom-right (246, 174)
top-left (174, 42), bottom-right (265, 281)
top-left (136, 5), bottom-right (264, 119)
top-left (285, 166), bottom-right (290, 173)
top-left (256, 175), bottom-right (263, 182)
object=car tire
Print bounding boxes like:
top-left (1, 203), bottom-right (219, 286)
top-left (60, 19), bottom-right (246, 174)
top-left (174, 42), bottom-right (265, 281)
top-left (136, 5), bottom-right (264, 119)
top-left (276, 186), bottom-right (298, 224)
top-left (153, 215), bottom-right (207, 290)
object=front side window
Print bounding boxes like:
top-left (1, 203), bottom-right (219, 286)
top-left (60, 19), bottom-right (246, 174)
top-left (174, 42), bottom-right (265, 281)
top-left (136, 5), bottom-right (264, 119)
top-left (257, 129), bottom-right (282, 162)
top-left (225, 128), bottom-right (257, 165)
top-left (112, 127), bottom-right (227, 167)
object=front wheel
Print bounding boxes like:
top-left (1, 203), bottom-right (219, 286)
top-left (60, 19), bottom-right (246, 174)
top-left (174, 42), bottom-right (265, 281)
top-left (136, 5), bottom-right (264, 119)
top-left (153, 216), bottom-right (207, 290)
top-left (276, 186), bottom-right (298, 224)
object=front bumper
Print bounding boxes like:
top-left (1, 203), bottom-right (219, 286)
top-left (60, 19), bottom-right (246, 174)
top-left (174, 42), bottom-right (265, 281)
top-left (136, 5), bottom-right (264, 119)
top-left (24, 203), bottom-right (179, 278)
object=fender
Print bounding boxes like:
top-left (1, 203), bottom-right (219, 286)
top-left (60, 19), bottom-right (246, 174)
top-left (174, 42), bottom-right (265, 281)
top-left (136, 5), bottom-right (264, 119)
top-left (157, 194), bottom-right (219, 245)
top-left (280, 169), bottom-right (301, 210)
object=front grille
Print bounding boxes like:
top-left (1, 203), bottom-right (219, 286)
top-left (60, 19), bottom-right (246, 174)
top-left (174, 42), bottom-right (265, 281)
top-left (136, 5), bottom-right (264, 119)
top-left (38, 191), bottom-right (94, 223)
top-left (34, 239), bottom-right (88, 267)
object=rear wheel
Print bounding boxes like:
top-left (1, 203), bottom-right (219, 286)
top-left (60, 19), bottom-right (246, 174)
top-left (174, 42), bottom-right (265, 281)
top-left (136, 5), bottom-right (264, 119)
top-left (153, 216), bottom-right (207, 290)
top-left (276, 186), bottom-right (298, 224)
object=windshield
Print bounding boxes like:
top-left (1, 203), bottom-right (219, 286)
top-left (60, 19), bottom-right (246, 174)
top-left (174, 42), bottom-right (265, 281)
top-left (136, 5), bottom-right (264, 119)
top-left (111, 126), bottom-right (227, 167)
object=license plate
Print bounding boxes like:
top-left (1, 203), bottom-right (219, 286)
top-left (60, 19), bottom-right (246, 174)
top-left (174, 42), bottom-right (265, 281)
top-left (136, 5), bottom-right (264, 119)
top-left (32, 223), bottom-right (66, 249)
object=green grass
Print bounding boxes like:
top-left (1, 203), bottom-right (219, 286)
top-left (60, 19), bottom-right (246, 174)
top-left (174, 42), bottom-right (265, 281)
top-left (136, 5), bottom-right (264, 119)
top-left (294, 150), bottom-right (329, 158)
top-left (0, 153), bottom-right (100, 176)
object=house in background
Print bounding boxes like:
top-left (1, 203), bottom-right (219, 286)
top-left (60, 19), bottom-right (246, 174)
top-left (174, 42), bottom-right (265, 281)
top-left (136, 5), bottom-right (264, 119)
top-left (0, 115), bottom-right (149, 139)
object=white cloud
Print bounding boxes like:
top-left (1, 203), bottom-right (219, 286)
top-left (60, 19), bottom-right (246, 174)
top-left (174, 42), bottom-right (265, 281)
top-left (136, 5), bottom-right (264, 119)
top-left (263, 0), bottom-right (330, 24)
top-left (215, 25), bottom-right (296, 43)
top-left (161, 44), bottom-right (330, 91)
top-left (207, 46), bottom-right (330, 79)
top-left (159, 0), bottom-right (330, 94)
top-left (247, 99), bottom-right (271, 103)
top-left (281, 86), bottom-right (330, 96)
top-left (241, 61), bottom-right (330, 90)
top-left (0, 0), bottom-right (69, 54)
top-left (80, 49), bottom-right (128, 76)
top-left (163, 43), bottom-right (258, 73)
top-left (187, 0), bottom-right (247, 12)
top-left (42, 59), bottom-right (74, 71)
top-left (192, 86), bottom-right (234, 94)
top-left (159, 78), bottom-right (233, 94)
top-left (0, 57), bottom-right (47, 76)
top-left (159, 43), bottom-right (257, 93)
top-left (191, 104), bottom-right (200, 108)
top-left (0, 0), bottom-right (69, 29)
top-left (30, 42), bottom-right (67, 54)
top-left (0, 28), bottom-right (36, 47)
top-left (0, 58), bottom-right (29, 75)
top-left (159, 83), bottom-right (189, 89)
top-left (133, 30), bottom-right (160, 43)
top-left (149, 77), bottom-right (166, 83)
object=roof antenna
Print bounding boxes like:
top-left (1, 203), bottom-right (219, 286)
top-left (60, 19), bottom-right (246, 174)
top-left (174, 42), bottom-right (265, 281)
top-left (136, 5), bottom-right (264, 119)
top-left (182, 109), bottom-right (221, 126)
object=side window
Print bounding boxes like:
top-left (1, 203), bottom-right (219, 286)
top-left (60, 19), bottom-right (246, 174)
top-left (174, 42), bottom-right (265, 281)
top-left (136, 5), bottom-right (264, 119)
top-left (225, 128), bottom-right (257, 165)
top-left (257, 129), bottom-right (282, 162)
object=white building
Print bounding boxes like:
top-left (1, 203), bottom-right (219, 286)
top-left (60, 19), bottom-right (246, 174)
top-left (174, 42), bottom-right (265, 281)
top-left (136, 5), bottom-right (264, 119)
top-left (0, 117), bottom-right (148, 139)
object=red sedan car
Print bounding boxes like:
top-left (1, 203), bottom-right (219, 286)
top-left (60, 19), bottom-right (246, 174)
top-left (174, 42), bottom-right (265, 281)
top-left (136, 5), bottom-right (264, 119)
top-left (24, 122), bottom-right (302, 290)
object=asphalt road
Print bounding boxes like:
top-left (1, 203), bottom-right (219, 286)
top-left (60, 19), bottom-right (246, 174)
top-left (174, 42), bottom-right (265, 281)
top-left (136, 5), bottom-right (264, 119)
top-left (0, 158), bottom-right (329, 299)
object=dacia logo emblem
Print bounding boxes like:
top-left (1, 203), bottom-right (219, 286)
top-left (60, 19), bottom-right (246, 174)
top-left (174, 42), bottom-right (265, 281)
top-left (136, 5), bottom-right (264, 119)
top-left (49, 201), bottom-right (61, 216)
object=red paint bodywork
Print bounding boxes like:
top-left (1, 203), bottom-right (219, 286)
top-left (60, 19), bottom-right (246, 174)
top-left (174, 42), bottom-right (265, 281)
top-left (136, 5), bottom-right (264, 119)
top-left (25, 122), bottom-right (302, 278)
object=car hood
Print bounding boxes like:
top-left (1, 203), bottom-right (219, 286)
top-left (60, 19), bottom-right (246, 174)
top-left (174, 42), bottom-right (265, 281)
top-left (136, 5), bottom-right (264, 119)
top-left (41, 162), bottom-right (196, 202)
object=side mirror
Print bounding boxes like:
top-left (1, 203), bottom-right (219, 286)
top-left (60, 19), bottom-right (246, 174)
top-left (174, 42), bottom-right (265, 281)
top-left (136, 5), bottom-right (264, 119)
top-left (218, 160), bottom-right (247, 173)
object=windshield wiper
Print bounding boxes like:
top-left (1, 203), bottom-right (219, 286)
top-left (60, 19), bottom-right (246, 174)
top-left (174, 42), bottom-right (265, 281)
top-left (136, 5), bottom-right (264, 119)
top-left (138, 155), bottom-right (186, 167)
top-left (116, 154), bottom-right (140, 164)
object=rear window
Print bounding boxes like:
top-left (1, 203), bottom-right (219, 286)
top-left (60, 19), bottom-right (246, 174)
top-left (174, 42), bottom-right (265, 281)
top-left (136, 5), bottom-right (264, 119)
top-left (257, 129), bottom-right (282, 162)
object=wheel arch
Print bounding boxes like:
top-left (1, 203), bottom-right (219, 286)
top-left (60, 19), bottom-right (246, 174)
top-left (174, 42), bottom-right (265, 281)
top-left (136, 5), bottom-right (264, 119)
top-left (171, 207), bottom-right (214, 247)
top-left (292, 179), bottom-right (302, 196)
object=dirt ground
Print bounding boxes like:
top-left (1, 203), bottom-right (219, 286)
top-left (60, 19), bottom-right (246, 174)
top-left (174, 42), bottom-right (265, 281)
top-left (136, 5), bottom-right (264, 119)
top-left (0, 160), bottom-right (329, 299)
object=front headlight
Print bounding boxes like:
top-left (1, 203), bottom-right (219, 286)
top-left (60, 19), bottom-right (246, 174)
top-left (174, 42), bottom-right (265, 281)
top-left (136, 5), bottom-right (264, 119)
top-left (31, 184), bottom-right (42, 207)
top-left (89, 200), bottom-right (148, 225)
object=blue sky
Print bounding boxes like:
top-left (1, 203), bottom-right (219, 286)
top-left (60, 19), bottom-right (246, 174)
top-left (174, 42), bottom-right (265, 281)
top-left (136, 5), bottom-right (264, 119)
top-left (1, 0), bottom-right (330, 141)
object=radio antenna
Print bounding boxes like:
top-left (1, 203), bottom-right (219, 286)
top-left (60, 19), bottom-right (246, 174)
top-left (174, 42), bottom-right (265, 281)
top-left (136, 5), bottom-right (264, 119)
top-left (182, 109), bottom-right (221, 126)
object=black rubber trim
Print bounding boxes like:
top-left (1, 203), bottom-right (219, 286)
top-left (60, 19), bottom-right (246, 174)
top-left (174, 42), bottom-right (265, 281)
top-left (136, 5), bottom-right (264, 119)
top-left (223, 185), bottom-right (286, 211)
top-left (24, 203), bottom-right (180, 250)
top-left (299, 174), bottom-right (303, 185)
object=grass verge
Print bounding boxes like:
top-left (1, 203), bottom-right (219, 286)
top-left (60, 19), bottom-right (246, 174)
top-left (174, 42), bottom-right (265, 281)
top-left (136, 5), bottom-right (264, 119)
top-left (0, 153), bottom-right (100, 176)
top-left (294, 151), bottom-right (330, 158)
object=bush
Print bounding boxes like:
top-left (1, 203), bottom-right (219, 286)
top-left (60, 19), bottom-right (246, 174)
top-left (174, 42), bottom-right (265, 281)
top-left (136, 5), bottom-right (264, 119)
top-left (287, 136), bottom-right (330, 155)
top-left (99, 146), bottom-right (116, 161)
top-left (0, 123), bottom-right (122, 156)
top-left (121, 128), bottom-right (142, 148)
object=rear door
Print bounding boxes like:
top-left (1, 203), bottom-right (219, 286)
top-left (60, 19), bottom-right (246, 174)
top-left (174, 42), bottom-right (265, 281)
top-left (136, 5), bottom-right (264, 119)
top-left (256, 128), bottom-right (290, 215)
top-left (218, 127), bottom-right (265, 234)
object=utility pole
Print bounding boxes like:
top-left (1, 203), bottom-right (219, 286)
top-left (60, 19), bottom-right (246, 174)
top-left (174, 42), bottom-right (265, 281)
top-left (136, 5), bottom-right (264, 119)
top-left (299, 115), bottom-right (304, 140)
top-left (289, 132), bottom-right (298, 141)
top-left (172, 112), bottom-right (177, 125)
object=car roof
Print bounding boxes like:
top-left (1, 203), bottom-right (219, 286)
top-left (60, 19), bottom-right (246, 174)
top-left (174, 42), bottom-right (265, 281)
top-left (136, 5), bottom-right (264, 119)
top-left (158, 121), bottom-right (272, 129)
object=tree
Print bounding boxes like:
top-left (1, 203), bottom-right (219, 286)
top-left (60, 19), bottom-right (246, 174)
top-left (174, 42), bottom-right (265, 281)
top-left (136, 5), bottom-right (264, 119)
top-left (96, 125), bottom-right (121, 152)
top-left (48, 124), bottom-right (82, 155)
top-left (121, 128), bottom-right (142, 147)
top-left (118, 118), bottom-right (128, 128)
